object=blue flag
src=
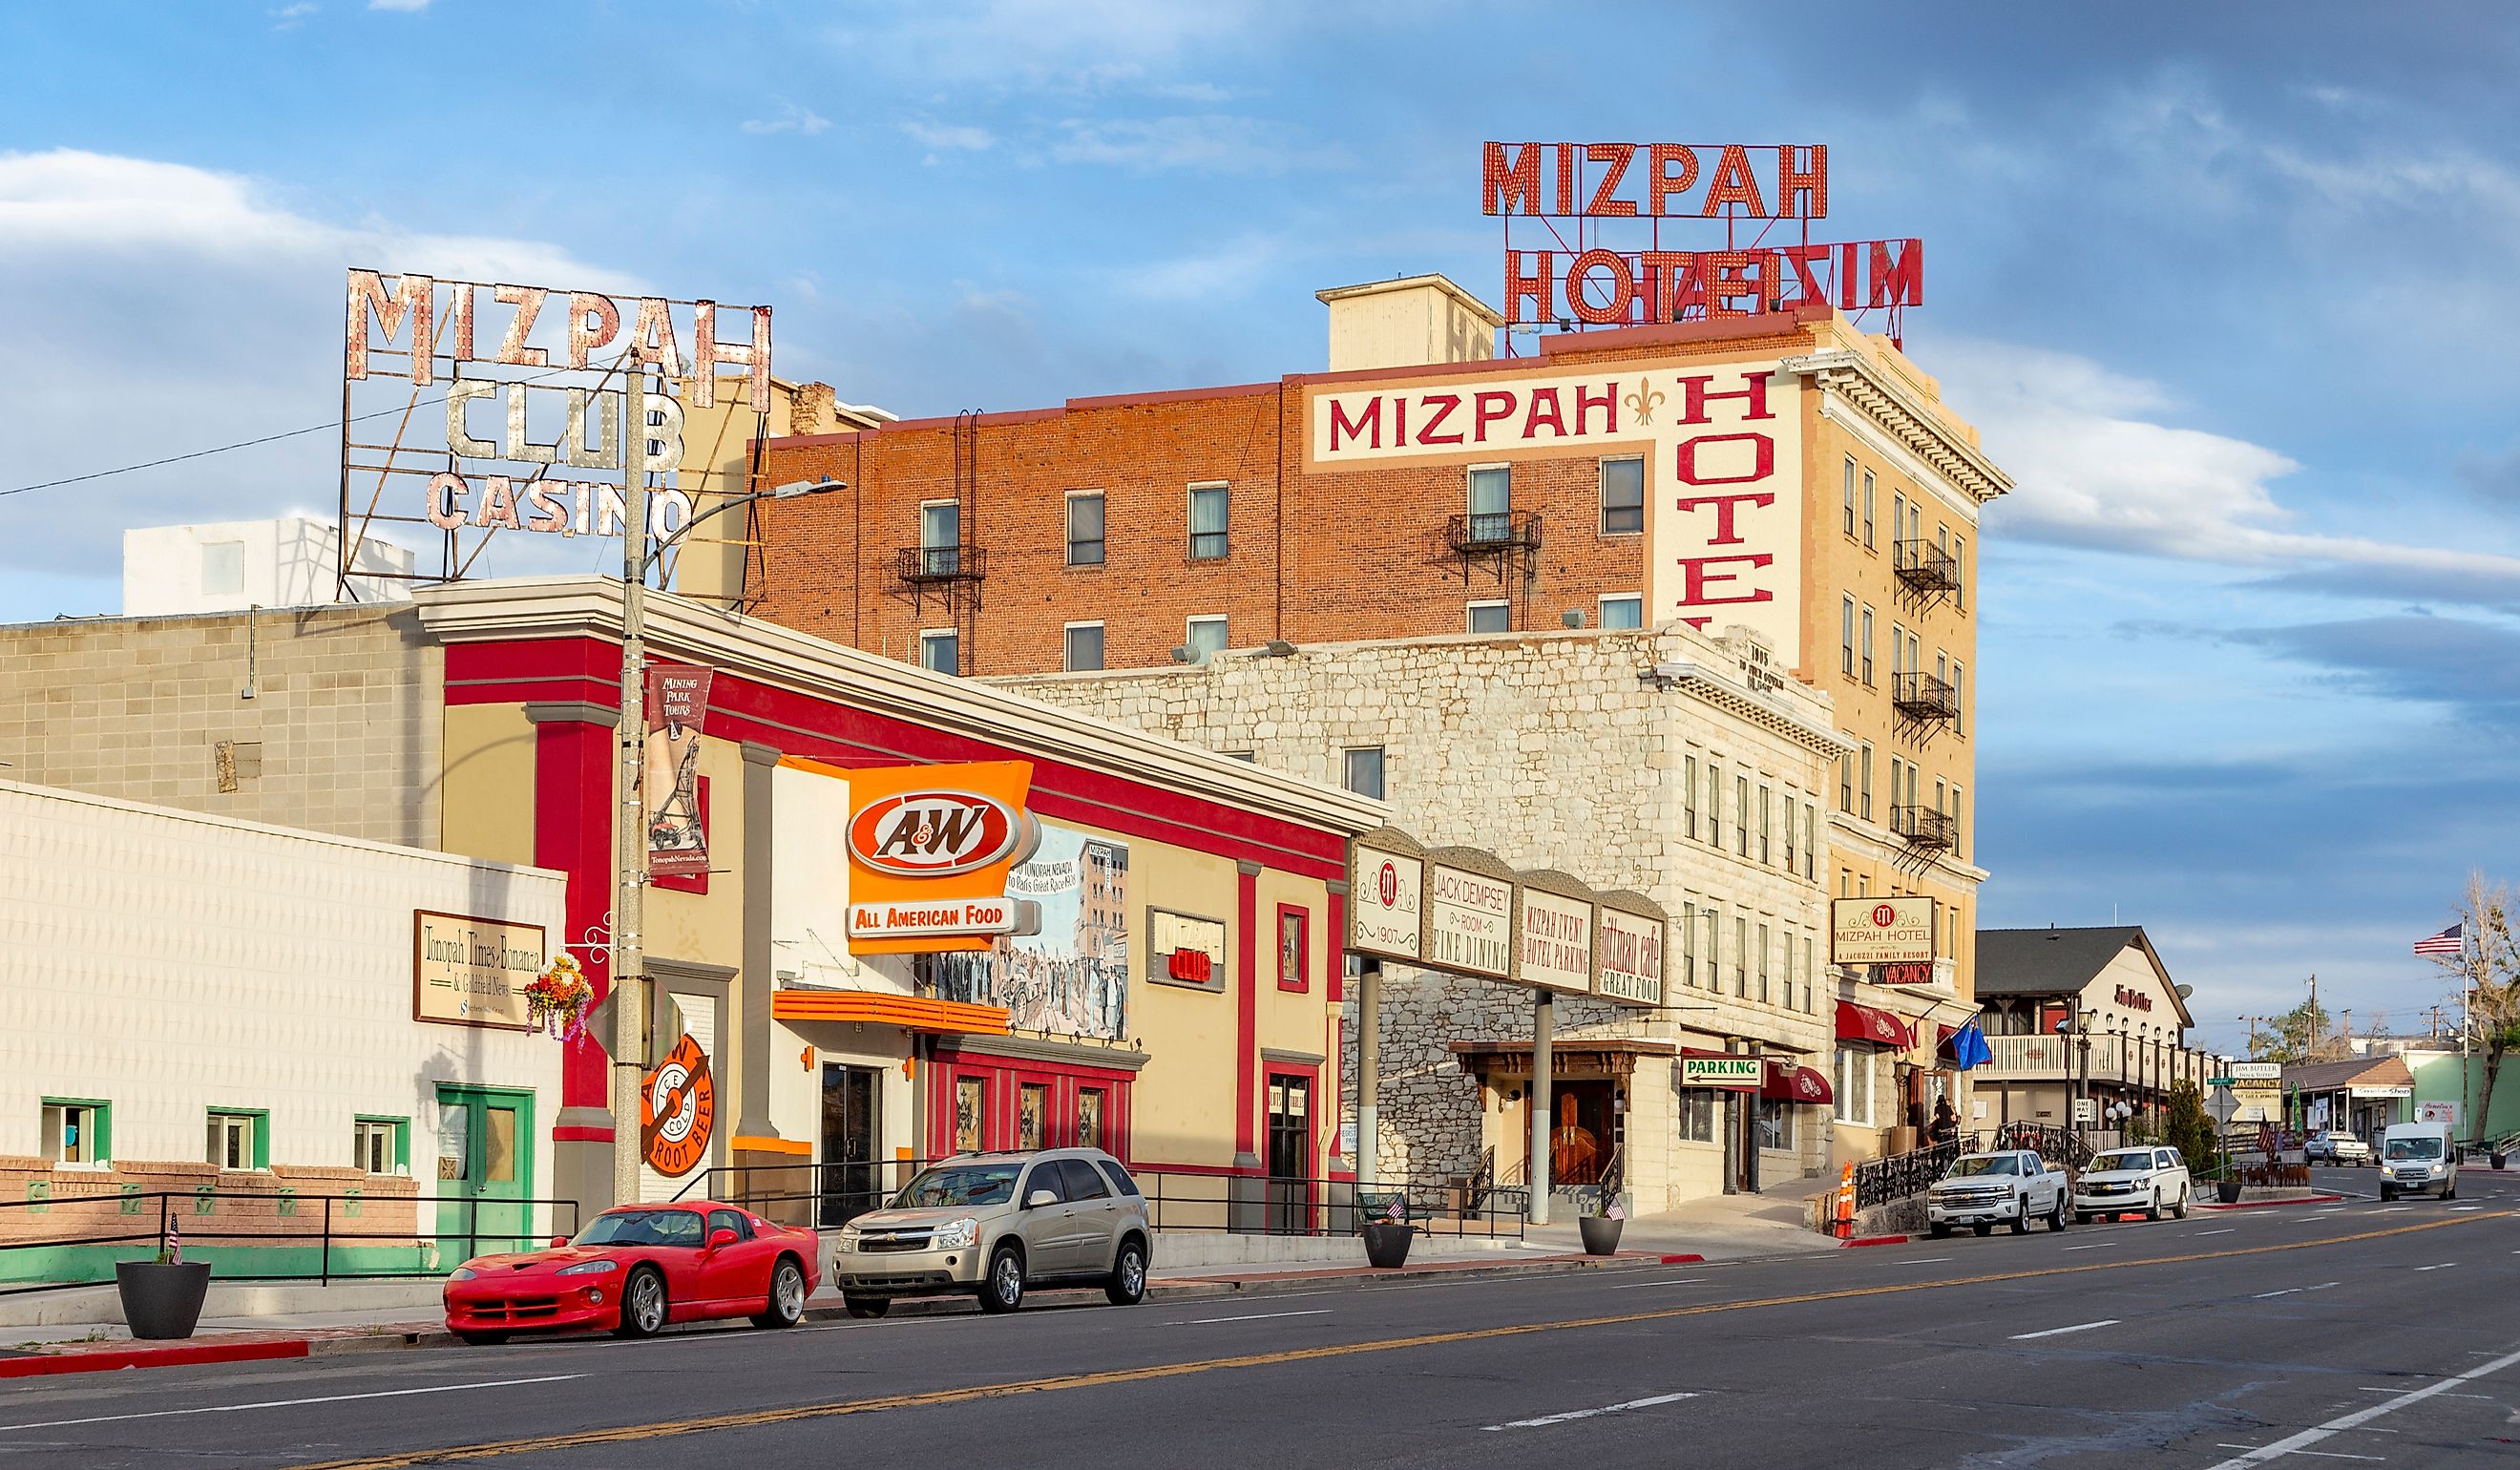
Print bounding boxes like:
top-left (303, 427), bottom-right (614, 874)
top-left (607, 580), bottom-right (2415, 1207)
top-left (1951, 1022), bottom-right (1993, 1071)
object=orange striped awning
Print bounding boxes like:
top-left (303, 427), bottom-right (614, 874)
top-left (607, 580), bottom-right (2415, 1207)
top-left (770, 990), bottom-right (1011, 1037)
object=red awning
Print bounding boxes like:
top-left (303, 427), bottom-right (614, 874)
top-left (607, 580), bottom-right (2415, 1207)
top-left (1762, 1060), bottom-right (1834, 1104)
top-left (1836, 1000), bottom-right (1912, 1049)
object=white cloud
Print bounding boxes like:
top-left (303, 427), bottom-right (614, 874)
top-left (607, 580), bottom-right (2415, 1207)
top-left (832, 0), bottom-right (1264, 95)
top-left (1941, 339), bottom-right (2520, 599)
top-left (1051, 115), bottom-right (1342, 174)
top-left (740, 99), bottom-right (830, 136)
top-left (902, 119), bottom-right (994, 152)
top-left (269, 3), bottom-right (317, 31)
top-left (0, 150), bottom-right (632, 604)
top-left (368, 0), bottom-right (430, 11)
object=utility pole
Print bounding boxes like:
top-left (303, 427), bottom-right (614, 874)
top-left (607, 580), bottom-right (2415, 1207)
top-left (611, 360), bottom-right (652, 1208)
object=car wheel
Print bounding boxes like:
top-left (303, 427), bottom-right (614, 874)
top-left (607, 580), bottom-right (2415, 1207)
top-left (2048, 1195), bottom-right (2068, 1232)
top-left (2380, 1184), bottom-right (2397, 1202)
top-left (1928, 1223), bottom-right (1951, 1239)
top-left (843, 1294), bottom-right (890, 1319)
top-left (2073, 1211), bottom-right (2091, 1227)
top-left (1104, 1237), bottom-right (1148, 1307)
top-left (977, 1243), bottom-right (1026, 1314)
top-left (2145, 1191), bottom-right (2164, 1223)
top-left (1972, 1224), bottom-right (1991, 1238)
top-left (2171, 1186), bottom-right (2190, 1220)
top-left (2008, 1204), bottom-right (2029, 1235)
top-left (455, 1330), bottom-right (508, 1347)
top-left (614, 1265), bottom-right (667, 1338)
top-left (751, 1257), bottom-right (808, 1330)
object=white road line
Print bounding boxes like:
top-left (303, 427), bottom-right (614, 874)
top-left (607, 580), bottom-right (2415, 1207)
top-left (2009, 1318), bottom-right (2121, 1341)
top-left (2372, 1207), bottom-right (2412, 1213)
top-left (2355, 1386), bottom-right (2491, 1399)
top-left (1174, 1309), bottom-right (1333, 1325)
top-left (1482, 1391), bottom-right (1697, 1430)
top-left (1606, 1277), bottom-right (1711, 1290)
top-left (2193, 1229), bottom-right (2237, 1237)
top-left (2255, 1288), bottom-right (2306, 1299)
top-left (2449, 1206), bottom-right (2481, 1212)
top-left (2411, 1263), bottom-right (2457, 1271)
top-left (2205, 1340), bottom-right (2520, 1467)
top-left (1887, 1257), bottom-right (1955, 1266)
top-left (0, 1375), bottom-right (585, 1434)
top-left (2060, 1242), bottom-right (2116, 1251)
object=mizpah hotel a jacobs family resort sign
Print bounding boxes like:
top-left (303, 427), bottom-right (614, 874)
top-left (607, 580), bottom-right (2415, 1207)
top-left (1304, 141), bottom-right (1922, 678)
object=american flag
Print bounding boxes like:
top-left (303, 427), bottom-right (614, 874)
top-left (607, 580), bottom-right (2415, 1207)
top-left (2413, 923), bottom-right (2464, 957)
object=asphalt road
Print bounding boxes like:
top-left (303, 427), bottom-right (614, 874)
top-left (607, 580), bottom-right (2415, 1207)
top-left (5, 1166), bottom-right (2516, 1469)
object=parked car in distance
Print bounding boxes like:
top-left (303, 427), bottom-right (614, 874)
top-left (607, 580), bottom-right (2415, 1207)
top-left (2379, 1121), bottom-right (2458, 1201)
top-left (2071, 1145), bottom-right (2193, 1224)
top-left (1927, 1149), bottom-right (2068, 1238)
top-left (444, 1202), bottom-right (818, 1345)
top-left (2304, 1130), bottom-right (2372, 1166)
top-left (829, 1147), bottom-right (1152, 1317)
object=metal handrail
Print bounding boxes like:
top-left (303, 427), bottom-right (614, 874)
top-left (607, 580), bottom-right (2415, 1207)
top-left (0, 1187), bottom-right (581, 1298)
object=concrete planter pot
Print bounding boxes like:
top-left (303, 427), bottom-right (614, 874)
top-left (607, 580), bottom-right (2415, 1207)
top-left (1361, 1222), bottom-right (1415, 1270)
top-left (116, 1260), bottom-right (212, 1340)
top-left (2215, 1179), bottom-right (2244, 1205)
top-left (1578, 1215), bottom-right (1625, 1255)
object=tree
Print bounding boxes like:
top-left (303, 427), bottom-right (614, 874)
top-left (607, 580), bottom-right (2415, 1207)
top-left (2263, 995), bottom-right (2340, 1065)
top-left (2161, 1080), bottom-right (2219, 1178)
top-left (2427, 874), bottom-right (2520, 1138)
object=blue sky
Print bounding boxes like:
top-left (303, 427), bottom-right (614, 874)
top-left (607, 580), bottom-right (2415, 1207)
top-left (4, 1), bottom-right (2515, 1053)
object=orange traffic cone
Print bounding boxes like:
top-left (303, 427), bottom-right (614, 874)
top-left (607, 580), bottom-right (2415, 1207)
top-left (1833, 1162), bottom-right (1856, 1238)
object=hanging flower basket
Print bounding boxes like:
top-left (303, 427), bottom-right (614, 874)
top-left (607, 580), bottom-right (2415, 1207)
top-left (523, 956), bottom-right (594, 1039)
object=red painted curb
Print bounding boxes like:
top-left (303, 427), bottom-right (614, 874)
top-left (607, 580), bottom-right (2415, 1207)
top-left (2194, 1193), bottom-right (2345, 1212)
top-left (0, 1339), bottom-right (310, 1379)
top-left (1657, 1253), bottom-right (1706, 1264)
top-left (1840, 1233), bottom-right (1911, 1248)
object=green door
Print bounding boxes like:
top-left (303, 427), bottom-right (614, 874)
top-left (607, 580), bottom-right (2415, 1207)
top-left (434, 1085), bottom-right (536, 1266)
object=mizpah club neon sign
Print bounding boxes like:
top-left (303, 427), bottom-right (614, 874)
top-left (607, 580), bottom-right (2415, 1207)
top-left (1481, 142), bottom-right (1922, 343)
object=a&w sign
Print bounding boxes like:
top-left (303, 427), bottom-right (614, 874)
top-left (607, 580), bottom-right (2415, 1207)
top-left (841, 762), bottom-right (1043, 955)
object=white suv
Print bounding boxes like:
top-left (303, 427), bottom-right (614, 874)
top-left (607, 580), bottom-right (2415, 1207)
top-left (2071, 1145), bottom-right (2193, 1224)
top-left (1928, 1149), bottom-right (2068, 1238)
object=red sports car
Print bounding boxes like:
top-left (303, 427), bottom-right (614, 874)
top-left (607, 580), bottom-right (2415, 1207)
top-left (444, 1201), bottom-right (819, 1344)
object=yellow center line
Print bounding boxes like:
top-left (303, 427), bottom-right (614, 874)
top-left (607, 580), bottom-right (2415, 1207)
top-left (289, 1211), bottom-right (2512, 1469)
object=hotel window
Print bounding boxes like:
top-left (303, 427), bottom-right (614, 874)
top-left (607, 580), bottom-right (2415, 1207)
top-left (1678, 1089), bottom-right (1719, 1144)
top-left (1892, 492), bottom-right (1906, 554)
top-left (1860, 608), bottom-right (1875, 686)
top-left (918, 500), bottom-right (961, 577)
top-left (1065, 492), bottom-right (1105, 567)
top-left (1681, 901), bottom-right (1698, 986)
top-left (1951, 785), bottom-right (1965, 859)
top-left (1782, 788), bottom-right (1796, 872)
top-left (207, 1109), bottom-right (265, 1170)
top-left (1758, 785), bottom-right (1772, 866)
top-left (354, 1117), bottom-right (408, 1176)
top-left (1953, 535), bottom-right (1967, 610)
top-left (1599, 595), bottom-right (1644, 630)
top-left (1342, 746), bottom-right (1385, 801)
top-left (1599, 456), bottom-right (1645, 535)
top-left (1803, 804), bottom-right (1816, 880)
top-left (1889, 757), bottom-right (1905, 816)
top-left (1840, 597), bottom-right (1856, 676)
top-left (1756, 922), bottom-right (1771, 1003)
top-left (1890, 621), bottom-right (1906, 677)
top-left (1952, 661), bottom-right (1966, 735)
top-left (1278, 908), bottom-right (1310, 993)
top-left (1859, 743), bottom-right (1874, 821)
top-left (1841, 456), bottom-right (1857, 536)
top-left (1838, 752), bottom-right (1853, 813)
top-left (1186, 615), bottom-right (1228, 660)
top-left (201, 540), bottom-right (245, 597)
top-left (40, 1100), bottom-right (108, 1166)
top-left (1467, 465), bottom-right (1511, 541)
top-left (1735, 774), bottom-right (1750, 857)
top-left (1188, 483), bottom-right (1229, 560)
top-left (1862, 470), bottom-right (1876, 548)
top-left (1833, 1047), bottom-right (1873, 1126)
top-left (1781, 932), bottom-right (1795, 1009)
top-left (1706, 759), bottom-right (1723, 841)
top-left (1467, 599), bottom-right (1511, 634)
top-left (1802, 935), bottom-right (1816, 1011)
top-left (1904, 494), bottom-right (1922, 545)
top-left (919, 628), bottom-right (959, 677)
top-left (1905, 629), bottom-right (1921, 676)
top-left (1732, 915), bottom-right (1748, 998)
top-left (1062, 621), bottom-right (1104, 673)
top-left (1684, 755), bottom-right (1699, 841)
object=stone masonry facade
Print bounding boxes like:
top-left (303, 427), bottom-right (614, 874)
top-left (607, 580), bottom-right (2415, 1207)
top-left (999, 620), bottom-right (1846, 1210)
top-left (0, 605), bottom-right (443, 849)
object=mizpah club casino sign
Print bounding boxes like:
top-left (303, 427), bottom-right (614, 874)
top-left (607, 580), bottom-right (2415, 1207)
top-left (1480, 141), bottom-right (1920, 340)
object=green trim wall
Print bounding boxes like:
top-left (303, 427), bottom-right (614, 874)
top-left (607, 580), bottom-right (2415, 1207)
top-left (0, 1242), bottom-right (452, 1286)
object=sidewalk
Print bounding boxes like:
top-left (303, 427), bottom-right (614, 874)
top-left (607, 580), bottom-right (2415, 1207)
top-left (1525, 1173), bottom-right (1842, 1262)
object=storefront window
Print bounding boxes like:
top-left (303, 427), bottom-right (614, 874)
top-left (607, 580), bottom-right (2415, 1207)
top-left (1832, 1048), bottom-right (1873, 1126)
top-left (1757, 1098), bottom-right (1795, 1151)
top-left (955, 1078), bottom-right (987, 1153)
top-left (1018, 1083), bottom-right (1048, 1150)
top-left (1677, 1090), bottom-right (1718, 1144)
top-left (1278, 908), bottom-right (1309, 992)
top-left (1078, 1089), bottom-right (1105, 1151)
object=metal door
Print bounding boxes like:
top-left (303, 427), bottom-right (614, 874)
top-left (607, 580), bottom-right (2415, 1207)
top-left (1265, 1075), bottom-right (1312, 1234)
top-left (819, 1064), bottom-right (881, 1228)
top-left (433, 1085), bottom-right (534, 1263)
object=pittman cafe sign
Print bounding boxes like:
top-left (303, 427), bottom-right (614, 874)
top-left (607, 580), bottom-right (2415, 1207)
top-left (840, 760), bottom-right (1045, 954)
top-left (1343, 830), bottom-right (1662, 1009)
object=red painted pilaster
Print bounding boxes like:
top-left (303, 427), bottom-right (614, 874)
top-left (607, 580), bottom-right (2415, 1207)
top-left (1235, 861), bottom-right (1260, 1161)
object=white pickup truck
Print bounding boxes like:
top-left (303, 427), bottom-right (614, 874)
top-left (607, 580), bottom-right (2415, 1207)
top-left (1927, 1149), bottom-right (2070, 1237)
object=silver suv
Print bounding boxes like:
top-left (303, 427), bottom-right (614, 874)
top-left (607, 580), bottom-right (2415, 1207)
top-left (829, 1148), bottom-right (1151, 1317)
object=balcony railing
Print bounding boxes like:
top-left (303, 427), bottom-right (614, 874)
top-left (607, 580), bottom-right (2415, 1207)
top-left (1892, 671), bottom-right (1959, 722)
top-left (1447, 511), bottom-right (1544, 555)
top-left (1892, 538), bottom-right (1961, 592)
top-left (896, 543), bottom-right (988, 584)
top-left (1890, 803), bottom-right (1957, 850)
top-left (1975, 1033), bottom-right (2226, 1091)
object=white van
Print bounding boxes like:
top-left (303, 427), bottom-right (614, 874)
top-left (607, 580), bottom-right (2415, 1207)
top-left (2379, 1121), bottom-right (2458, 1201)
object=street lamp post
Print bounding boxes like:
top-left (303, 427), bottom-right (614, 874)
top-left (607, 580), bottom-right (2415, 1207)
top-left (606, 438), bottom-right (844, 1206)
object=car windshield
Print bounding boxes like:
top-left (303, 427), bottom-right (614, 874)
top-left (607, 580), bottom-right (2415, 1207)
top-left (2090, 1151), bottom-right (2151, 1173)
top-left (2384, 1136), bottom-right (2445, 1161)
top-left (576, 1208), bottom-right (704, 1248)
top-left (894, 1162), bottom-right (1024, 1208)
top-left (1947, 1156), bottom-right (2020, 1177)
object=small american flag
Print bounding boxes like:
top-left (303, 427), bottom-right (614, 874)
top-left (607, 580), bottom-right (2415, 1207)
top-left (2413, 924), bottom-right (2464, 957)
